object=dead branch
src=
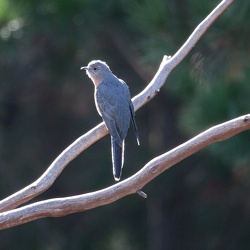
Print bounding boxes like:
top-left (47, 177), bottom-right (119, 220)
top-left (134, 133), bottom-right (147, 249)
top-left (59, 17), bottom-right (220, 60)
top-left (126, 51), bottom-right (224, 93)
top-left (0, 0), bottom-right (238, 229)
top-left (0, 114), bottom-right (249, 229)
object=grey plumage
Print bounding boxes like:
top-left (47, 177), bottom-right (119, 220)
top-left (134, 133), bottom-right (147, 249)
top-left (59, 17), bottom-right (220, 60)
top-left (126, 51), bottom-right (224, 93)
top-left (81, 60), bottom-right (140, 181)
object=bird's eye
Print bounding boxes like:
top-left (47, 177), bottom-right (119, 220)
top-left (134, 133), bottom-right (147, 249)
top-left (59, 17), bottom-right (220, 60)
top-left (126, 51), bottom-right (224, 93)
top-left (93, 67), bottom-right (97, 71)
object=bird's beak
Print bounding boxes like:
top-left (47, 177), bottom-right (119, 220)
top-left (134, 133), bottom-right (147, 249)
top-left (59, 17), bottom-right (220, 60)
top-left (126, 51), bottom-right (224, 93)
top-left (80, 66), bottom-right (88, 70)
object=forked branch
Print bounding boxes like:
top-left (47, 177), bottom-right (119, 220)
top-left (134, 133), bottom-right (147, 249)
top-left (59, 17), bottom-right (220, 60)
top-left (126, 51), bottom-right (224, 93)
top-left (0, 0), bottom-right (238, 229)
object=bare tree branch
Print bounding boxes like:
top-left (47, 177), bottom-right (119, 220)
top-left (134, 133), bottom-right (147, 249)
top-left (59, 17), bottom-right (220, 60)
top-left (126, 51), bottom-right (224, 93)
top-left (132, 0), bottom-right (235, 110)
top-left (0, 123), bottom-right (108, 213)
top-left (0, 0), bottom-right (237, 229)
top-left (0, 114), bottom-right (249, 229)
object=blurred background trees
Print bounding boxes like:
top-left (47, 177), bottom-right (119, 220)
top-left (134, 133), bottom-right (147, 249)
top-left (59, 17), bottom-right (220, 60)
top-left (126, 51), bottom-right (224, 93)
top-left (0, 0), bottom-right (249, 249)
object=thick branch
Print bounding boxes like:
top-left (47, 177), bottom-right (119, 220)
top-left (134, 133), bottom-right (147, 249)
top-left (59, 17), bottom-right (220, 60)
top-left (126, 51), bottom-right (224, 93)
top-left (0, 0), bottom-right (235, 213)
top-left (0, 114), bottom-right (249, 229)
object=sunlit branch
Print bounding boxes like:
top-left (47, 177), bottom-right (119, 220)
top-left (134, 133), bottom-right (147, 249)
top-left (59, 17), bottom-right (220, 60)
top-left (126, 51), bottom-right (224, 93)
top-left (0, 0), bottom-right (237, 229)
top-left (0, 114), bottom-right (249, 229)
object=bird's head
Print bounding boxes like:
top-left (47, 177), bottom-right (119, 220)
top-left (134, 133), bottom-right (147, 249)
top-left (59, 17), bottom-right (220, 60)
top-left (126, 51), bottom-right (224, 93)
top-left (81, 60), bottom-right (111, 86)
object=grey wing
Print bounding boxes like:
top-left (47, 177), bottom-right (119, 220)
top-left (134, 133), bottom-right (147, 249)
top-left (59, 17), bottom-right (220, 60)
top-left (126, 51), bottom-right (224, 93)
top-left (120, 79), bottom-right (140, 145)
top-left (95, 82), bottom-right (130, 147)
top-left (102, 113), bottom-right (123, 147)
top-left (116, 83), bottom-right (131, 138)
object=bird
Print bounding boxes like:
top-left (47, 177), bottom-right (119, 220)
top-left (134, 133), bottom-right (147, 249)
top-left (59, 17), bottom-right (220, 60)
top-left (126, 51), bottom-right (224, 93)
top-left (81, 60), bottom-right (140, 181)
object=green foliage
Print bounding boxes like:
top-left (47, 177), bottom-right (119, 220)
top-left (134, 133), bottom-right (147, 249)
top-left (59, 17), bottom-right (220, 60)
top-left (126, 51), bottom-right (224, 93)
top-left (0, 0), bottom-right (249, 249)
top-left (126, 0), bottom-right (168, 33)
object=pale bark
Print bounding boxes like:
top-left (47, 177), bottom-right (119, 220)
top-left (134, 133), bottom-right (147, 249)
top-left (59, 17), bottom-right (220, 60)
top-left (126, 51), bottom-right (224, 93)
top-left (0, 0), bottom-right (240, 230)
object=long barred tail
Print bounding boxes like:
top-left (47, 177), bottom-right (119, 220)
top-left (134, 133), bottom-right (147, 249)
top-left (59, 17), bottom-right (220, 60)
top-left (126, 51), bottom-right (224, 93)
top-left (111, 137), bottom-right (124, 181)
